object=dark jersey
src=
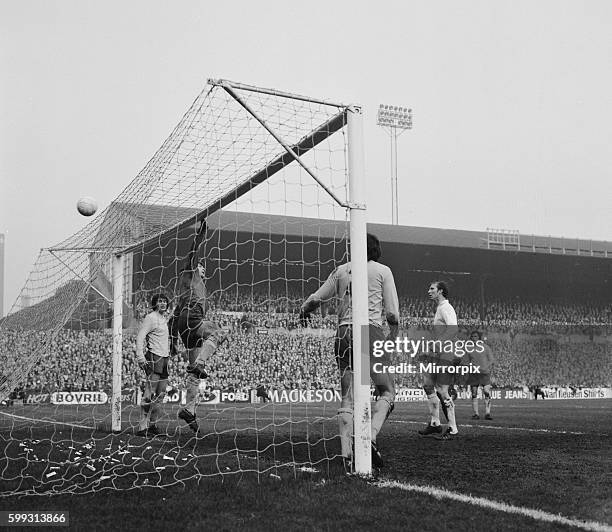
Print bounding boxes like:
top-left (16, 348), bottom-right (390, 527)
top-left (176, 270), bottom-right (207, 314)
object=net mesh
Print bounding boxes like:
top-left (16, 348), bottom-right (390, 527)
top-left (0, 80), bottom-right (354, 495)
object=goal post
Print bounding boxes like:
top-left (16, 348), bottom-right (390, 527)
top-left (346, 106), bottom-right (372, 475)
top-left (0, 78), bottom-right (374, 494)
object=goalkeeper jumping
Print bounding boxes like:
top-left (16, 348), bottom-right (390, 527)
top-left (169, 217), bottom-right (227, 433)
top-left (299, 233), bottom-right (399, 469)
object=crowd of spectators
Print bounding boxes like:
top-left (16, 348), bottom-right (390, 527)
top-left (133, 287), bottom-right (609, 331)
top-left (1, 315), bottom-right (610, 395)
top-left (395, 333), bottom-right (611, 389)
top-left (1, 286), bottom-right (610, 395)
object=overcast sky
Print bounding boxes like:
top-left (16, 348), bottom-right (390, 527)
top-left (1, 0), bottom-right (611, 313)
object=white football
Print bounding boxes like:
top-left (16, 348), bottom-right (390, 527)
top-left (77, 197), bottom-right (98, 216)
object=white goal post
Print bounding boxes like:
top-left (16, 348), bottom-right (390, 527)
top-left (0, 79), bottom-right (375, 495)
top-left (110, 82), bottom-right (373, 474)
top-left (346, 106), bottom-right (372, 475)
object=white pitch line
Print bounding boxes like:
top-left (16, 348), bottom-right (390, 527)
top-left (0, 411), bottom-right (95, 430)
top-left (377, 480), bottom-right (612, 532)
top-left (467, 404), bottom-right (612, 410)
top-left (389, 419), bottom-right (607, 436)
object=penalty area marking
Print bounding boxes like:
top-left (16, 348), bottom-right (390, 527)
top-left (377, 480), bottom-right (612, 532)
top-left (0, 411), bottom-right (95, 430)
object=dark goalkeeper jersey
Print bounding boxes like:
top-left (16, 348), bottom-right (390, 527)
top-left (176, 270), bottom-right (207, 314)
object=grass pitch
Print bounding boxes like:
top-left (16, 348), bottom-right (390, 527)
top-left (0, 399), bottom-right (610, 531)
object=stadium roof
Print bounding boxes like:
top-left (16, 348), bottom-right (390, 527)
top-left (207, 210), bottom-right (611, 259)
top-left (100, 204), bottom-right (611, 259)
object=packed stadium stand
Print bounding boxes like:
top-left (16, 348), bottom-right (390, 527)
top-left (1, 211), bottom-right (610, 396)
top-left (2, 320), bottom-right (611, 395)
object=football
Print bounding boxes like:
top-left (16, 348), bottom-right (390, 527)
top-left (77, 197), bottom-right (98, 216)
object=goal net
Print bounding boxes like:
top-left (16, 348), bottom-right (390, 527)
top-left (0, 79), bottom-right (370, 495)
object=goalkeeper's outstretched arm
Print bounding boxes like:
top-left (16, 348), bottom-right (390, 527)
top-left (184, 217), bottom-right (208, 272)
top-left (176, 217), bottom-right (208, 303)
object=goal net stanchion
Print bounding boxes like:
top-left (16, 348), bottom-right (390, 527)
top-left (0, 78), bottom-right (373, 495)
top-left (346, 106), bottom-right (372, 476)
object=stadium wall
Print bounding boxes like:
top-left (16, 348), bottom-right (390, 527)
top-left (13, 386), bottom-right (611, 407)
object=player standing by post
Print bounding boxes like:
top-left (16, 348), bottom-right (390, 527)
top-left (169, 218), bottom-right (227, 433)
top-left (135, 293), bottom-right (171, 437)
top-left (418, 281), bottom-right (460, 440)
top-left (466, 330), bottom-right (494, 420)
top-left (299, 233), bottom-right (400, 468)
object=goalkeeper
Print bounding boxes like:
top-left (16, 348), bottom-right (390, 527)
top-left (135, 293), bottom-right (171, 437)
top-left (169, 217), bottom-right (227, 433)
top-left (299, 233), bottom-right (399, 469)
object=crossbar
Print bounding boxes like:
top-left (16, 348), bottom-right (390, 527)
top-left (208, 78), bottom-right (349, 108)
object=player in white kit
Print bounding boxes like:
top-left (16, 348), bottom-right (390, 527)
top-left (418, 281), bottom-right (460, 440)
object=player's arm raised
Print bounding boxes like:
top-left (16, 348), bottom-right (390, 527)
top-left (185, 217), bottom-right (208, 272)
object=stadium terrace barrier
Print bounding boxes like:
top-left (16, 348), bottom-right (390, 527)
top-left (21, 389), bottom-right (137, 405)
top-left (134, 387), bottom-right (183, 406)
top-left (265, 389), bottom-right (342, 403)
top-left (258, 387), bottom-right (612, 403)
top-left (51, 391), bottom-right (108, 405)
top-left (17, 386), bottom-right (612, 407)
top-left (199, 390), bottom-right (220, 404)
top-left (133, 388), bottom-right (249, 405)
top-left (455, 388), bottom-right (530, 400)
top-left (540, 387), bottom-right (612, 399)
top-left (218, 390), bottom-right (250, 403)
top-left (23, 392), bottom-right (51, 404)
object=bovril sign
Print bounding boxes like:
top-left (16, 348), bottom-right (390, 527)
top-left (51, 391), bottom-right (108, 405)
